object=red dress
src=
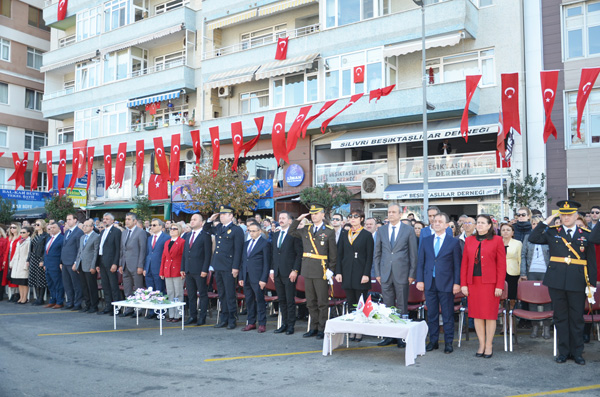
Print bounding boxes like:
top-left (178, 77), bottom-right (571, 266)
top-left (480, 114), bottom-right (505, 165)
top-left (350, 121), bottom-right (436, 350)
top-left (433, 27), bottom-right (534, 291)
top-left (1, 238), bottom-right (19, 288)
top-left (461, 235), bottom-right (506, 320)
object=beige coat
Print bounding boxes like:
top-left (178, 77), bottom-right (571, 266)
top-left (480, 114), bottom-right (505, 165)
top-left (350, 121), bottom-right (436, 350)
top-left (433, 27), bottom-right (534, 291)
top-left (10, 238), bottom-right (30, 280)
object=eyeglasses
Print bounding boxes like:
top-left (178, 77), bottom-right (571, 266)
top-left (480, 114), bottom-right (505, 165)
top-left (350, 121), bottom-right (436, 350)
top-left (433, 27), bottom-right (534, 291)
top-left (19, 231), bottom-right (27, 234)
top-left (463, 222), bottom-right (473, 225)
top-left (591, 211), bottom-right (600, 214)
top-left (348, 214), bottom-right (362, 219)
top-left (170, 227), bottom-right (178, 231)
top-left (517, 213), bottom-right (528, 217)
top-left (332, 218), bottom-right (342, 222)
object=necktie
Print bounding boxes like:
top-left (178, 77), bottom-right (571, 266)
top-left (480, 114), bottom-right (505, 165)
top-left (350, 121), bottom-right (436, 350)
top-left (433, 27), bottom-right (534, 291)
top-left (313, 226), bottom-right (318, 235)
top-left (566, 229), bottom-right (572, 238)
top-left (278, 231), bottom-right (285, 249)
top-left (83, 234), bottom-right (89, 247)
top-left (390, 226), bottom-right (396, 247)
top-left (152, 235), bottom-right (157, 249)
top-left (46, 236), bottom-right (55, 254)
top-left (125, 229), bottom-right (132, 246)
top-left (434, 236), bottom-right (441, 256)
top-left (65, 229), bottom-right (71, 240)
top-left (247, 239), bottom-right (255, 255)
top-left (189, 231), bottom-right (196, 247)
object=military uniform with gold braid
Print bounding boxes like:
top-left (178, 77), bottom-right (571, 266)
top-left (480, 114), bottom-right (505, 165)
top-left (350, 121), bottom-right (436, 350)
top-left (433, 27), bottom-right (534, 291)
top-left (528, 200), bottom-right (598, 363)
top-left (289, 203), bottom-right (337, 336)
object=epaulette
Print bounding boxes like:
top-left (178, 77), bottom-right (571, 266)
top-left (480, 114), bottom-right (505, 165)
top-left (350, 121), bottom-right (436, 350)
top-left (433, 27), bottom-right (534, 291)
top-left (549, 225), bottom-right (560, 228)
top-left (325, 225), bottom-right (334, 230)
top-left (305, 222), bottom-right (313, 226)
top-left (580, 226), bottom-right (591, 232)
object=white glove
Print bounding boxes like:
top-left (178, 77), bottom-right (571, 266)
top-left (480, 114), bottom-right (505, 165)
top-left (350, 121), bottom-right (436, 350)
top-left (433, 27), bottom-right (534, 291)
top-left (586, 286), bottom-right (597, 305)
top-left (326, 269), bottom-right (334, 283)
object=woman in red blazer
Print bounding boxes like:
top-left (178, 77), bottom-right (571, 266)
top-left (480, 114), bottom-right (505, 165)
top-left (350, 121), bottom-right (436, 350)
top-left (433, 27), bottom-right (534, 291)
top-left (160, 223), bottom-right (185, 322)
top-left (461, 214), bottom-right (506, 358)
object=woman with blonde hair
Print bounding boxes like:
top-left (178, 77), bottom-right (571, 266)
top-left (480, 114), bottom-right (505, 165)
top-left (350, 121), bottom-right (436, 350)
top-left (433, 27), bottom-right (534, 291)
top-left (2, 223), bottom-right (21, 301)
top-left (160, 222), bottom-right (186, 322)
top-left (27, 219), bottom-right (49, 305)
top-left (10, 226), bottom-right (33, 303)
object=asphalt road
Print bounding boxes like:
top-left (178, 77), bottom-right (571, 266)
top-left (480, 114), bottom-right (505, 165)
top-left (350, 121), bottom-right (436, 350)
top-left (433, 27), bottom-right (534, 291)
top-left (1, 301), bottom-right (599, 397)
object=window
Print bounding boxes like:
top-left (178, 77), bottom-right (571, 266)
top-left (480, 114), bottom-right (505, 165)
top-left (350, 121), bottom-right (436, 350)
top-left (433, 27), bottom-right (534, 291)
top-left (272, 65), bottom-right (319, 108)
top-left (566, 88), bottom-right (600, 147)
top-left (25, 89), bottom-right (42, 111)
top-left (153, 101), bottom-right (188, 127)
top-left (241, 90), bottom-right (269, 114)
top-left (156, 0), bottom-right (188, 14)
top-left (24, 130), bottom-right (47, 150)
top-left (102, 102), bottom-right (128, 136)
top-left (325, 0), bottom-right (390, 28)
top-left (0, 82), bottom-right (7, 104)
top-left (0, 0), bottom-right (10, 18)
top-left (104, 49), bottom-right (129, 82)
top-left (241, 24), bottom-right (287, 50)
top-left (27, 47), bottom-right (43, 70)
top-left (0, 168), bottom-right (6, 187)
top-left (0, 37), bottom-right (9, 61)
top-left (0, 124), bottom-right (7, 147)
top-left (104, 0), bottom-right (129, 32)
top-left (563, 1), bottom-right (600, 60)
top-left (28, 6), bottom-right (49, 31)
top-left (23, 171), bottom-right (47, 190)
top-left (57, 127), bottom-right (74, 144)
top-left (154, 51), bottom-right (184, 71)
top-left (476, 0), bottom-right (493, 6)
top-left (76, 6), bottom-right (102, 42)
top-left (325, 49), bottom-right (383, 100)
top-left (74, 108), bottom-right (101, 140)
top-left (426, 48), bottom-right (495, 86)
top-left (75, 61), bottom-right (100, 91)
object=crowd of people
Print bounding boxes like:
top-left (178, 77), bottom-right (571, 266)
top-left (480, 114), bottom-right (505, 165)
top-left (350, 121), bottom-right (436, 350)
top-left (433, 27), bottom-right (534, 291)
top-left (1, 201), bottom-right (599, 364)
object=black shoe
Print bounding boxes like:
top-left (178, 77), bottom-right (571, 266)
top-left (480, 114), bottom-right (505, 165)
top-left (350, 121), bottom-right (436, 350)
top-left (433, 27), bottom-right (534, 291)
top-left (227, 322), bottom-right (236, 330)
top-left (286, 328), bottom-right (295, 335)
top-left (71, 306), bottom-right (82, 311)
top-left (184, 317), bottom-right (197, 325)
top-left (214, 322), bottom-right (227, 328)
top-left (483, 351), bottom-right (493, 359)
top-left (146, 313), bottom-right (157, 320)
top-left (574, 356), bottom-right (585, 365)
top-left (397, 340), bottom-right (406, 348)
top-left (583, 334), bottom-right (591, 344)
top-left (87, 308), bottom-right (98, 314)
top-left (98, 309), bottom-right (110, 315)
top-left (274, 325), bottom-right (287, 334)
top-left (118, 311), bottom-right (131, 318)
top-left (303, 330), bottom-right (318, 338)
top-left (475, 352), bottom-right (484, 357)
top-left (316, 332), bottom-right (325, 340)
top-left (426, 342), bottom-right (439, 352)
top-left (444, 344), bottom-right (453, 354)
top-left (62, 305), bottom-right (74, 310)
top-left (554, 355), bottom-right (568, 363)
top-left (377, 337), bottom-right (396, 346)
top-left (197, 318), bottom-right (206, 326)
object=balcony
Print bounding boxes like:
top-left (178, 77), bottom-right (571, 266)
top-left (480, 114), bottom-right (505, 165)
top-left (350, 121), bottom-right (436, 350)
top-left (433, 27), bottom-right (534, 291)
top-left (201, 0), bottom-right (477, 76)
top-left (43, 65), bottom-right (196, 119)
top-left (398, 151), bottom-right (500, 183)
top-left (315, 159), bottom-right (387, 187)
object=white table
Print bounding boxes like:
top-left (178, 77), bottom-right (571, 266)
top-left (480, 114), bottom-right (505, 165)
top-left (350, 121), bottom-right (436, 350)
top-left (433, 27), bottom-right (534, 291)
top-left (323, 314), bottom-right (428, 366)
top-left (112, 301), bottom-right (186, 335)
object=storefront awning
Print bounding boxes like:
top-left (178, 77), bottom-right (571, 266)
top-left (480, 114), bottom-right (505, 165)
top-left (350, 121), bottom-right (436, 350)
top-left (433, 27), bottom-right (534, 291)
top-left (255, 53), bottom-right (319, 80)
top-left (101, 24), bottom-right (184, 55)
top-left (127, 90), bottom-right (182, 107)
top-left (12, 207), bottom-right (47, 220)
top-left (203, 65), bottom-right (261, 90)
top-left (330, 113), bottom-right (499, 149)
top-left (41, 51), bottom-right (98, 73)
top-left (383, 32), bottom-right (465, 58)
top-left (383, 179), bottom-right (502, 200)
top-left (258, 0), bottom-right (317, 17)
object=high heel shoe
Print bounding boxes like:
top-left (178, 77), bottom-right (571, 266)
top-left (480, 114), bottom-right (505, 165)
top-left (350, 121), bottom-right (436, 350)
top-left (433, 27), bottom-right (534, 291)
top-left (483, 350), bottom-right (493, 359)
top-left (475, 352), bottom-right (484, 357)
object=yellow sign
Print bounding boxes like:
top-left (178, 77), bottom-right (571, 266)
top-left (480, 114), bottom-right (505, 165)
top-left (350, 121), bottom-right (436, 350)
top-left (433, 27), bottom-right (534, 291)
top-left (66, 188), bottom-right (87, 208)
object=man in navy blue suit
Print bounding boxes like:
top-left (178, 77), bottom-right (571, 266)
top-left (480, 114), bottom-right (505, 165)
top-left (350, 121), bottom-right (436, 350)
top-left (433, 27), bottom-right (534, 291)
top-left (419, 206), bottom-right (453, 244)
top-left (41, 222), bottom-right (65, 309)
top-left (60, 213), bottom-right (84, 310)
top-left (416, 212), bottom-right (461, 354)
top-left (239, 223), bottom-right (270, 333)
top-left (144, 219), bottom-right (169, 319)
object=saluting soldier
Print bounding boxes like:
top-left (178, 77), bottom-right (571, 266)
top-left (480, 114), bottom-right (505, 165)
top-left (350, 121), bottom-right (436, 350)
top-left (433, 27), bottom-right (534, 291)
top-left (289, 203), bottom-right (337, 340)
top-left (528, 200), bottom-right (598, 365)
top-left (203, 205), bottom-right (244, 330)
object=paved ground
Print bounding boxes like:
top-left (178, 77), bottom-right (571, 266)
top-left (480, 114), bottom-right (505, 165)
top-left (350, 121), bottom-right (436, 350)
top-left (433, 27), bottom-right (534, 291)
top-left (1, 301), bottom-right (600, 397)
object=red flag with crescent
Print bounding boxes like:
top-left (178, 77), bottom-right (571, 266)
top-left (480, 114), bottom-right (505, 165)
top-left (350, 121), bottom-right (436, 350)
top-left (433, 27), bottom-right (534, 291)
top-left (275, 37), bottom-right (289, 60)
top-left (103, 144), bottom-right (112, 189)
top-left (148, 174), bottom-right (168, 201)
top-left (242, 117), bottom-right (264, 157)
top-left (113, 142), bottom-right (127, 188)
top-left (460, 75), bottom-right (482, 143)
top-left (496, 110), bottom-right (510, 168)
top-left (73, 139), bottom-right (87, 178)
top-left (286, 105), bottom-right (312, 155)
top-left (321, 93), bottom-right (364, 134)
top-left (170, 134), bottom-right (181, 182)
top-left (153, 137), bottom-right (170, 181)
top-left (271, 111), bottom-right (288, 165)
top-left (58, 149), bottom-right (67, 191)
top-left (540, 70), bottom-right (559, 143)
top-left (134, 140), bottom-right (144, 188)
top-left (67, 148), bottom-right (80, 190)
top-left (300, 100), bottom-right (337, 138)
top-left (576, 67), bottom-right (600, 139)
top-left (30, 152), bottom-right (40, 191)
top-left (8, 153), bottom-right (20, 183)
top-left (363, 294), bottom-right (374, 317)
top-left (86, 146), bottom-right (94, 190)
top-left (190, 129), bottom-right (201, 165)
top-left (501, 73), bottom-right (521, 136)
top-left (57, 0), bottom-right (68, 21)
top-left (354, 65), bottom-right (365, 83)
top-left (16, 152), bottom-right (28, 190)
top-left (209, 126), bottom-right (220, 173)
top-left (46, 151), bottom-right (53, 191)
top-left (231, 122), bottom-right (244, 172)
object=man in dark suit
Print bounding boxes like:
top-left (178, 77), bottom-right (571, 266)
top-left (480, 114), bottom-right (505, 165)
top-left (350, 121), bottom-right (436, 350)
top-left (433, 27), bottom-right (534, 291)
top-left (74, 219), bottom-right (100, 313)
top-left (419, 206), bottom-right (453, 245)
top-left (529, 200), bottom-right (599, 365)
top-left (41, 222), bottom-right (65, 309)
top-left (60, 213), bottom-right (84, 310)
top-left (181, 213), bottom-right (212, 325)
top-left (119, 212), bottom-right (147, 317)
top-left (239, 224), bottom-right (271, 333)
top-left (203, 205), bottom-right (244, 329)
top-left (416, 212), bottom-right (461, 354)
top-left (144, 218), bottom-right (169, 319)
top-left (97, 212), bottom-right (122, 315)
top-left (271, 211), bottom-right (302, 335)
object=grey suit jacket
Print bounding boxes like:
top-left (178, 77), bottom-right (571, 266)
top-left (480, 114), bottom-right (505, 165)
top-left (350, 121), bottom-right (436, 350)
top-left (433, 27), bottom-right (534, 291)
top-left (520, 235), bottom-right (550, 276)
top-left (75, 232), bottom-right (100, 272)
top-left (120, 226), bottom-right (147, 271)
top-left (373, 223), bottom-right (418, 284)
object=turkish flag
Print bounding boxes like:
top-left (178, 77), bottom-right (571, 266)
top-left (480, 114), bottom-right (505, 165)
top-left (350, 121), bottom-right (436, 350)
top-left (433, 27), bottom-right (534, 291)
top-left (73, 139), bottom-right (87, 178)
top-left (209, 126), bottom-right (220, 173)
top-left (17, 152), bottom-right (29, 190)
top-left (242, 117), bottom-right (264, 157)
top-left (275, 37), bottom-right (289, 60)
top-left (286, 105), bottom-right (312, 155)
top-left (321, 93), bottom-right (364, 133)
top-left (231, 122), bottom-right (244, 172)
top-left (30, 152), bottom-right (40, 191)
top-left (86, 146), bottom-right (94, 191)
top-left (540, 70), bottom-right (559, 143)
top-left (0, 152), bottom-right (3, 158)
top-left (57, 0), bottom-right (68, 21)
top-left (354, 65), bottom-right (365, 83)
top-left (46, 151), bottom-right (54, 191)
top-left (190, 129), bottom-right (201, 165)
top-left (576, 67), bottom-right (600, 139)
top-left (67, 148), bottom-right (80, 190)
top-left (114, 142), bottom-right (127, 188)
top-left (460, 75), bottom-right (482, 142)
top-left (496, 110), bottom-right (510, 168)
top-left (58, 149), bottom-right (67, 191)
top-left (170, 134), bottom-right (181, 182)
top-left (300, 100), bottom-right (337, 138)
top-left (363, 294), bottom-right (374, 318)
top-left (370, 84), bottom-right (396, 102)
top-left (134, 140), bottom-right (144, 188)
top-left (103, 144), bottom-right (112, 189)
top-left (153, 136), bottom-right (170, 181)
top-left (501, 73), bottom-right (521, 136)
top-left (8, 153), bottom-right (20, 183)
top-left (271, 111), bottom-right (288, 165)
top-left (148, 174), bottom-right (168, 201)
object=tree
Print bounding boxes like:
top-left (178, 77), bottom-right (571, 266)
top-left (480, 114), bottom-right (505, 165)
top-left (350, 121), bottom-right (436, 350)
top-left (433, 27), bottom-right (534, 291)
top-left (0, 197), bottom-right (16, 224)
top-left (188, 161), bottom-right (260, 216)
top-left (505, 169), bottom-right (550, 212)
top-left (132, 196), bottom-right (152, 222)
top-left (44, 194), bottom-right (76, 221)
top-left (299, 183), bottom-right (354, 216)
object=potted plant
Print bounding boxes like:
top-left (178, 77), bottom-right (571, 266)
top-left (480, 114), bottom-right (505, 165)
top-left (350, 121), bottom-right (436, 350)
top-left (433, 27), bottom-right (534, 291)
top-left (144, 115), bottom-right (157, 130)
top-left (188, 109), bottom-right (195, 126)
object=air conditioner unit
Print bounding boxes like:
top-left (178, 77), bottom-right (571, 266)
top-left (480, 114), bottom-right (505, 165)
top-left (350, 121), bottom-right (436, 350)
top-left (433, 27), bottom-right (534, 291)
top-left (218, 86), bottom-right (232, 98)
top-left (361, 175), bottom-right (388, 199)
top-left (184, 148), bottom-right (195, 162)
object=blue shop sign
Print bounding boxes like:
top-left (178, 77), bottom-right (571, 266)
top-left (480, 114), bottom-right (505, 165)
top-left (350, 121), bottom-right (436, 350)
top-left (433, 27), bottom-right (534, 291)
top-left (0, 189), bottom-right (51, 210)
top-left (285, 164), bottom-right (304, 187)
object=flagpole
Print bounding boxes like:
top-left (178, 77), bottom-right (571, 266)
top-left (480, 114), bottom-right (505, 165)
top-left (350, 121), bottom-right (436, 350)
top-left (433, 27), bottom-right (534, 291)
top-left (414, 0), bottom-right (429, 218)
top-left (500, 161), bottom-right (504, 220)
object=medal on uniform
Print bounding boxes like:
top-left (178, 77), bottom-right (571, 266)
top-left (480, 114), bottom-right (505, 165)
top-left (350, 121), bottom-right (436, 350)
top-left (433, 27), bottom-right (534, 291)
top-left (354, 252), bottom-right (358, 259)
top-left (580, 246), bottom-right (585, 252)
top-left (321, 241), bottom-right (324, 246)
top-left (227, 229), bottom-right (231, 234)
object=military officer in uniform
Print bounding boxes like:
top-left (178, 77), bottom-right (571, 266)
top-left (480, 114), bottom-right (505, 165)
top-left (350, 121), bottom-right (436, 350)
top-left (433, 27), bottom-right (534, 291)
top-left (203, 205), bottom-right (244, 329)
top-left (289, 203), bottom-right (337, 340)
top-left (528, 200), bottom-right (598, 365)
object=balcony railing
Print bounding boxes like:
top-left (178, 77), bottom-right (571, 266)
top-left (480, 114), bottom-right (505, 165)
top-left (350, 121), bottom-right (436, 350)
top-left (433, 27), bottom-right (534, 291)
top-left (58, 34), bottom-right (76, 48)
top-left (398, 151), bottom-right (499, 182)
top-left (315, 159), bottom-right (387, 187)
top-left (203, 23), bottom-right (320, 60)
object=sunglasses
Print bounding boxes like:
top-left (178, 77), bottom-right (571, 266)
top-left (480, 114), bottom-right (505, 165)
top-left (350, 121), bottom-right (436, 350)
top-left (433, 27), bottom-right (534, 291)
top-left (170, 227), bottom-right (179, 231)
top-left (348, 214), bottom-right (362, 219)
top-left (19, 231), bottom-right (27, 234)
top-left (591, 211), bottom-right (600, 214)
top-left (517, 213), bottom-right (528, 217)
top-left (332, 218), bottom-right (342, 222)
top-left (10, 226), bottom-right (17, 229)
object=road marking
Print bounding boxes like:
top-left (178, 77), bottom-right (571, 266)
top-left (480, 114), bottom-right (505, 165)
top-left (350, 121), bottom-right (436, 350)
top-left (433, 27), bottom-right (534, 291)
top-left (509, 384), bottom-right (600, 397)
top-left (38, 324), bottom-right (212, 336)
top-left (0, 311), bottom-right (74, 316)
top-left (204, 345), bottom-right (387, 362)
